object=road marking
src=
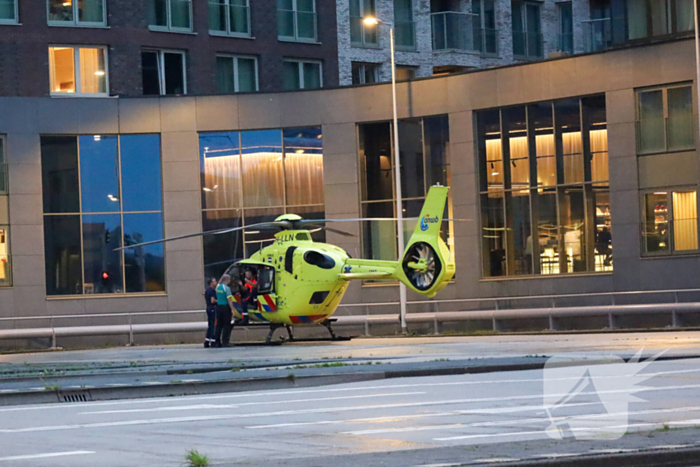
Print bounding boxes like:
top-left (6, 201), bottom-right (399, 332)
top-left (181, 379), bottom-right (202, 383)
top-left (79, 392), bottom-right (425, 415)
top-left (142, 382), bottom-right (164, 386)
top-left (2, 364), bottom-right (698, 412)
top-left (107, 384), bottom-right (128, 387)
top-left (434, 422), bottom-right (661, 441)
top-left (0, 390), bottom-right (17, 394)
top-left (471, 459), bottom-right (521, 464)
top-left (0, 451), bottom-right (95, 462)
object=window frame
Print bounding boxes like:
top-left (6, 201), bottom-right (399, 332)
top-left (351, 62), bottom-right (380, 85)
top-left (556, 1), bottom-right (574, 54)
top-left (0, 134), bottom-right (9, 288)
top-left (511, 0), bottom-right (543, 60)
top-left (149, 0), bottom-right (193, 33)
top-left (48, 45), bottom-right (110, 97)
top-left (0, 0), bottom-right (18, 24)
top-left (349, 0), bottom-right (379, 48)
top-left (40, 134), bottom-right (166, 297)
top-left (641, 188), bottom-right (699, 256)
top-left (393, 0), bottom-right (416, 50)
top-left (283, 58), bottom-right (323, 90)
top-left (472, 0), bottom-right (498, 56)
top-left (142, 49), bottom-right (188, 96)
top-left (278, 0), bottom-right (318, 43)
top-left (216, 54), bottom-right (259, 93)
top-left (47, 0), bottom-right (107, 27)
top-left (636, 83), bottom-right (695, 156)
top-left (209, 0), bottom-right (252, 38)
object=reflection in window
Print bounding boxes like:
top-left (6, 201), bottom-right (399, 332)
top-left (476, 95), bottom-right (611, 277)
top-left (359, 115), bottom-right (452, 261)
top-left (216, 55), bottom-right (258, 93)
top-left (209, 0), bottom-right (250, 36)
top-left (278, 0), bottom-right (317, 41)
top-left (644, 190), bottom-right (698, 254)
top-left (149, 0), bottom-right (192, 31)
top-left (199, 128), bottom-right (325, 278)
top-left (637, 84), bottom-right (694, 154)
top-left (49, 46), bottom-right (107, 95)
top-left (48, 0), bottom-right (105, 25)
top-left (142, 50), bottom-right (186, 96)
top-left (283, 59), bottom-right (322, 90)
top-left (0, 0), bottom-right (17, 23)
top-left (40, 135), bottom-right (164, 296)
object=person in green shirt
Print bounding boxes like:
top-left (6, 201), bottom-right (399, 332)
top-left (213, 274), bottom-right (235, 347)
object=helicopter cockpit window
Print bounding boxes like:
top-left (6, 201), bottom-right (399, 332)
top-left (223, 264), bottom-right (242, 294)
top-left (303, 250), bottom-right (335, 270)
top-left (257, 266), bottom-right (274, 294)
top-left (296, 232), bottom-right (310, 241)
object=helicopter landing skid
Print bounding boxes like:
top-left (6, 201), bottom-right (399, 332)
top-left (262, 319), bottom-right (343, 344)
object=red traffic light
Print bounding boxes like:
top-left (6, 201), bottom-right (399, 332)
top-left (102, 272), bottom-right (109, 280)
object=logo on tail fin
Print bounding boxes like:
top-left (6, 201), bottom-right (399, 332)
top-left (420, 215), bottom-right (439, 232)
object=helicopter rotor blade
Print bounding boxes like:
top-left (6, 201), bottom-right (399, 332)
top-left (298, 217), bottom-right (470, 226)
top-left (115, 221), bottom-right (289, 251)
top-left (323, 226), bottom-right (357, 238)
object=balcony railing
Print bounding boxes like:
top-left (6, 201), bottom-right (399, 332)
top-left (583, 18), bottom-right (613, 52)
top-left (431, 11), bottom-right (478, 52)
top-left (513, 30), bottom-right (543, 59)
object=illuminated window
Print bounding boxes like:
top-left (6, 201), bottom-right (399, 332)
top-left (48, 0), bottom-right (106, 26)
top-left (476, 95), bottom-right (610, 277)
top-left (48, 46), bottom-right (108, 96)
top-left (0, 0), bottom-right (18, 23)
top-left (643, 190), bottom-right (698, 255)
top-left (0, 136), bottom-right (9, 287)
top-left (149, 0), bottom-right (192, 32)
top-left (199, 128), bottom-right (324, 279)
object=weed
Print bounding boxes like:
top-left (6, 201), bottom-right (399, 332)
top-left (659, 424), bottom-right (670, 432)
top-left (43, 384), bottom-right (60, 391)
top-left (231, 368), bottom-right (241, 372)
top-left (185, 449), bottom-right (209, 467)
top-left (170, 380), bottom-right (182, 384)
top-left (287, 373), bottom-right (296, 383)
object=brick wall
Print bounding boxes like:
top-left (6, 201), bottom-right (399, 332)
top-left (0, 0), bottom-right (339, 97)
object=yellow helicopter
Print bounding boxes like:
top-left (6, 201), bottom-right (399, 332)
top-left (121, 185), bottom-right (456, 343)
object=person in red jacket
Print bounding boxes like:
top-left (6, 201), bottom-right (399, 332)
top-left (239, 269), bottom-right (257, 324)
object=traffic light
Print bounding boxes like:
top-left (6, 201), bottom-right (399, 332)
top-left (101, 271), bottom-right (110, 289)
top-left (105, 230), bottom-right (111, 244)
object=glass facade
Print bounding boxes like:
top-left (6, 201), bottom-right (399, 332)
top-left (637, 83), bottom-right (694, 155)
top-left (40, 135), bottom-right (165, 296)
top-left (476, 95), bottom-right (611, 277)
top-left (358, 115), bottom-right (452, 261)
top-left (0, 136), bottom-right (9, 287)
top-left (199, 127), bottom-right (324, 279)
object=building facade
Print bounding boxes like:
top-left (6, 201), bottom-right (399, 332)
top-left (0, 33), bottom-right (699, 345)
top-left (0, 0), bottom-right (339, 97)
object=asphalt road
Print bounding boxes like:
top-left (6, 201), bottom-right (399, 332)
top-left (2, 356), bottom-right (700, 466)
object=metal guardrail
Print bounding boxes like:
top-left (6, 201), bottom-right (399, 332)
top-left (3, 288), bottom-right (700, 346)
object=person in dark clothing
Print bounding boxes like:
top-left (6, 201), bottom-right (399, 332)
top-left (213, 274), bottom-right (235, 347)
top-left (239, 269), bottom-right (257, 324)
top-left (596, 227), bottom-right (613, 266)
top-left (203, 277), bottom-right (217, 348)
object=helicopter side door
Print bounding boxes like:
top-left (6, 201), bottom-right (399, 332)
top-left (254, 264), bottom-right (278, 314)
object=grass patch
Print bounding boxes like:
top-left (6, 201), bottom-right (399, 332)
top-left (185, 449), bottom-right (209, 467)
top-left (43, 384), bottom-right (60, 391)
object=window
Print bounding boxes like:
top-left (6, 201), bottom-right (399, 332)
top-left (0, 137), bottom-right (10, 287)
top-left (394, 0), bottom-right (415, 49)
top-left (142, 50), bottom-right (186, 95)
top-left (643, 190), bottom-right (698, 255)
top-left (476, 95), bottom-right (611, 277)
top-left (49, 46), bottom-right (108, 96)
top-left (216, 55), bottom-right (258, 93)
top-left (149, 0), bottom-right (192, 32)
top-left (209, 0), bottom-right (250, 37)
top-left (628, 0), bottom-right (694, 40)
top-left (48, 0), bottom-right (105, 26)
top-left (40, 135), bottom-right (165, 296)
top-left (557, 2), bottom-right (574, 54)
top-left (472, 0), bottom-right (497, 55)
top-left (277, 0), bottom-right (317, 42)
top-left (350, 0), bottom-right (378, 47)
top-left (282, 59), bottom-right (322, 90)
top-left (199, 128), bottom-right (324, 278)
top-left (359, 116), bottom-right (452, 261)
top-left (351, 62), bottom-right (380, 85)
top-left (511, 0), bottom-right (542, 59)
top-left (637, 84), bottom-right (694, 155)
top-left (0, 0), bottom-right (18, 23)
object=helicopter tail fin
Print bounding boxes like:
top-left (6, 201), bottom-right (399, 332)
top-left (395, 185), bottom-right (455, 298)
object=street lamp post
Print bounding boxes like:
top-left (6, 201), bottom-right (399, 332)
top-left (364, 17), bottom-right (408, 334)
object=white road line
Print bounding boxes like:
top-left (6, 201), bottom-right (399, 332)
top-left (434, 422), bottom-right (661, 441)
top-left (0, 451), bottom-right (95, 462)
top-left (471, 459), bottom-right (521, 464)
top-left (181, 379), bottom-right (202, 383)
top-left (79, 392), bottom-right (425, 415)
top-left (1, 365), bottom-right (698, 412)
top-left (244, 403), bottom-right (597, 430)
top-left (0, 390), bottom-right (17, 394)
top-left (142, 382), bottom-right (164, 386)
top-left (107, 384), bottom-right (128, 387)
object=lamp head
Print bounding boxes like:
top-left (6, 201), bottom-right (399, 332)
top-left (363, 17), bottom-right (380, 25)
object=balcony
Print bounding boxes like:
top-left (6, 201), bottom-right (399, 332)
top-left (431, 11), bottom-right (478, 52)
top-left (583, 18), bottom-right (613, 52)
